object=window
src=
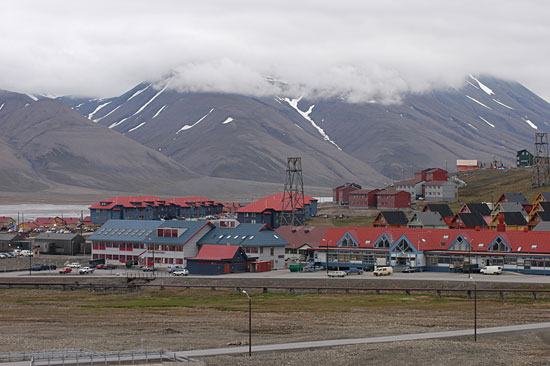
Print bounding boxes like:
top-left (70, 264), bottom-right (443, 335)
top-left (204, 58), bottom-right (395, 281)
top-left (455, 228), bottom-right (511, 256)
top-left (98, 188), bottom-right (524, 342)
top-left (260, 247), bottom-right (263, 254)
top-left (270, 248), bottom-right (274, 256)
top-left (518, 246), bottom-right (522, 252)
top-left (532, 244), bottom-right (538, 249)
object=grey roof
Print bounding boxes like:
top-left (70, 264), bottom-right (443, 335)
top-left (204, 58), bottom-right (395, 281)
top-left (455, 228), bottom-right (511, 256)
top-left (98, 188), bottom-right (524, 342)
top-left (501, 212), bottom-right (527, 226)
top-left (537, 202), bottom-right (550, 212)
top-left (536, 211), bottom-right (550, 222)
top-left (425, 204), bottom-right (454, 218)
top-left (458, 213), bottom-right (487, 227)
top-left (89, 220), bottom-right (162, 242)
top-left (380, 211), bottom-right (409, 225)
top-left (0, 233), bottom-right (19, 241)
top-left (501, 193), bottom-right (529, 206)
top-left (34, 233), bottom-right (81, 241)
top-left (464, 203), bottom-right (491, 217)
top-left (497, 202), bottom-right (527, 214)
top-left (539, 192), bottom-right (550, 202)
top-left (410, 212), bottom-right (446, 226)
top-left (198, 223), bottom-right (288, 247)
top-left (534, 221), bottom-right (550, 231)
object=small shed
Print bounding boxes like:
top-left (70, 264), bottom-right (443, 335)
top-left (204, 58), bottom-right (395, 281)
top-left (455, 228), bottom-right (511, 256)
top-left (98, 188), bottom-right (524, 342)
top-left (517, 149), bottom-right (534, 167)
top-left (0, 233), bottom-right (22, 251)
top-left (33, 233), bottom-right (85, 255)
top-left (187, 245), bottom-right (249, 275)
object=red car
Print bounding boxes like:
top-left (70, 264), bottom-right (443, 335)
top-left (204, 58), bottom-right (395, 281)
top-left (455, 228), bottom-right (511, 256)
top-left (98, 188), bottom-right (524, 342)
top-left (59, 267), bottom-right (72, 274)
top-left (95, 264), bottom-right (104, 269)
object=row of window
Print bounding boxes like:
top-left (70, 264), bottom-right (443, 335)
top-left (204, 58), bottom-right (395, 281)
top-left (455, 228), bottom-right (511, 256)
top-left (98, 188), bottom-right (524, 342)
top-left (92, 242), bottom-right (183, 252)
top-left (244, 247), bottom-right (275, 256)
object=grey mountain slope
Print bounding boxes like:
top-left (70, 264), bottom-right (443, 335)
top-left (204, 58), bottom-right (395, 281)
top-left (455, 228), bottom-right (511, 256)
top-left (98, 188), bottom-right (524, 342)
top-left (66, 88), bottom-right (389, 187)
top-left (0, 92), bottom-right (307, 198)
top-left (63, 75), bottom-right (550, 183)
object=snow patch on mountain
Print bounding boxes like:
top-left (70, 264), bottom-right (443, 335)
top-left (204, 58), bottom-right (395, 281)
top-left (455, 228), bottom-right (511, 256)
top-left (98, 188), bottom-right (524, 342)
top-left (0, 103), bottom-right (4, 112)
top-left (25, 93), bottom-right (38, 101)
top-left (466, 95), bottom-right (493, 110)
top-left (479, 116), bottom-right (495, 128)
top-left (466, 80), bottom-right (480, 90)
top-left (88, 101), bottom-right (112, 120)
top-left (152, 105), bottom-right (167, 119)
top-left (467, 123), bottom-right (478, 131)
top-left (133, 85), bottom-right (167, 117)
top-left (222, 117), bottom-right (234, 124)
top-left (492, 99), bottom-right (514, 110)
top-left (523, 117), bottom-right (538, 129)
top-left (109, 117), bottom-right (129, 129)
top-left (128, 122), bottom-right (146, 132)
top-left (96, 105), bottom-right (121, 122)
top-left (177, 108), bottom-right (214, 133)
top-left (127, 84), bottom-right (150, 101)
top-left (283, 97), bottom-right (342, 150)
top-left (469, 75), bottom-right (494, 95)
top-left (294, 123), bottom-right (303, 130)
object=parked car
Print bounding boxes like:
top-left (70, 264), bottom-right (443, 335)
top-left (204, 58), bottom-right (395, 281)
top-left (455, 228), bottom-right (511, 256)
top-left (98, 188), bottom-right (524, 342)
top-left (59, 267), bottom-right (72, 274)
top-left (95, 264), bottom-right (104, 269)
top-left (480, 265), bottom-right (502, 275)
top-left (102, 264), bottom-right (116, 270)
top-left (373, 266), bottom-right (393, 276)
top-left (20, 250), bottom-right (32, 257)
top-left (30, 264), bottom-right (44, 271)
top-left (67, 262), bottom-right (81, 268)
top-left (168, 265), bottom-right (185, 273)
top-left (328, 270), bottom-right (347, 277)
top-left (402, 266), bottom-right (421, 273)
top-left (141, 266), bottom-right (154, 272)
top-left (344, 267), bottom-right (364, 275)
top-left (172, 269), bottom-right (189, 276)
top-left (0, 253), bottom-right (7, 259)
top-left (79, 267), bottom-right (95, 275)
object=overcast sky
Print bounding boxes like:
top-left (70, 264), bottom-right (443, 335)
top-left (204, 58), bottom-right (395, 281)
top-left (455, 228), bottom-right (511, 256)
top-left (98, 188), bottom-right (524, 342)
top-left (2, 0), bottom-right (549, 103)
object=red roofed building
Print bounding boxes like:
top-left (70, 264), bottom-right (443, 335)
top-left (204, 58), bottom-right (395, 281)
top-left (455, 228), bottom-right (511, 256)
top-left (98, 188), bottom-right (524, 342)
top-left (376, 190), bottom-right (411, 209)
top-left (333, 183), bottom-right (361, 204)
top-left (90, 196), bottom-right (223, 224)
top-left (308, 226), bottom-right (550, 274)
top-left (186, 244), bottom-right (249, 275)
top-left (348, 189), bottom-right (380, 208)
top-left (236, 192), bottom-right (318, 228)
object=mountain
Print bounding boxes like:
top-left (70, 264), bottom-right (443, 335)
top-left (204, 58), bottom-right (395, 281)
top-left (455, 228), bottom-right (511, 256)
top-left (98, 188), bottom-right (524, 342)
top-left (0, 90), bottom-right (292, 200)
top-left (64, 75), bottom-right (550, 182)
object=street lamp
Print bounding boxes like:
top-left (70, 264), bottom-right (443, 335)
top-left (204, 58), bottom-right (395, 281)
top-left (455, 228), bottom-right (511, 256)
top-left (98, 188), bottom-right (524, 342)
top-left (324, 239), bottom-right (329, 275)
top-left (469, 276), bottom-right (477, 342)
top-left (242, 290), bottom-right (252, 357)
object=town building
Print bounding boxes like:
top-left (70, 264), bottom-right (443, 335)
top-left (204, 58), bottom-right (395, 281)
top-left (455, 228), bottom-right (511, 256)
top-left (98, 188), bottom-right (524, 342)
top-left (456, 160), bottom-right (478, 171)
top-left (448, 213), bottom-right (488, 230)
top-left (407, 212), bottom-right (448, 229)
top-left (373, 211), bottom-right (409, 228)
top-left (422, 203), bottom-right (454, 221)
top-left (333, 183), bottom-right (362, 204)
top-left (310, 227), bottom-right (550, 275)
top-left (0, 233), bottom-right (23, 251)
top-left (423, 181), bottom-right (458, 202)
top-left (376, 190), bottom-right (411, 209)
top-left (89, 196), bottom-right (223, 224)
top-left (517, 149), bottom-right (534, 167)
top-left (186, 245), bottom-right (249, 275)
top-left (236, 192), bottom-right (318, 228)
top-left (276, 226), bottom-right (328, 263)
top-left (33, 233), bottom-right (86, 255)
top-left (348, 189), bottom-right (380, 208)
top-left (495, 193), bottom-right (532, 213)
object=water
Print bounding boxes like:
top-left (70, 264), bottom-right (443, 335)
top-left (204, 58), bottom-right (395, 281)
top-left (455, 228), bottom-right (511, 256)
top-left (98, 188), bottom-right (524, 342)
top-left (0, 204), bottom-right (90, 221)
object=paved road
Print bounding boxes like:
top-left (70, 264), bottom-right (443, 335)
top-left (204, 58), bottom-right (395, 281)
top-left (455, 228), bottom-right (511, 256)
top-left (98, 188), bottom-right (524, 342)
top-left (178, 322), bottom-right (550, 357)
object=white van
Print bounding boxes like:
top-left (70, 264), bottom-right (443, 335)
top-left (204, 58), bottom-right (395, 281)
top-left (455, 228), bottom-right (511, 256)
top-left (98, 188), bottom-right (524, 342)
top-left (480, 265), bottom-right (502, 275)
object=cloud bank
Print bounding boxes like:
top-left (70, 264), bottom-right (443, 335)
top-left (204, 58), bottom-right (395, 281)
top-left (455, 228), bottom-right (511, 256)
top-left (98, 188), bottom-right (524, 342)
top-left (1, 0), bottom-right (550, 102)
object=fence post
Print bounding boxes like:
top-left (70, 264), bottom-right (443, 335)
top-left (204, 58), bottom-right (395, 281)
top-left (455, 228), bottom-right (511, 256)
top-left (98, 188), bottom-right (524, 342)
top-left (532, 291), bottom-right (537, 300)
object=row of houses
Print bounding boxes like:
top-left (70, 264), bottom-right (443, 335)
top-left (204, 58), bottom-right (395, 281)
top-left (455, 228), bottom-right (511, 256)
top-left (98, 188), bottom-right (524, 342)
top-left (89, 219), bottom-right (288, 274)
top-left (276, 225), bottom-right (550, 275)
top-left (371, 192), bottom-right (550, 231)
top-left (6, 216), bottom-right (94, 233)
top-left (0, 232), bottom-right (87, 254)
top-left (334, 168), bottom-right (459, 208)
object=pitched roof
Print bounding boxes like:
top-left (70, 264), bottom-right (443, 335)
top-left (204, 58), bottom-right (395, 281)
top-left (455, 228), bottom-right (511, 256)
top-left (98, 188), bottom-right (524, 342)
top-left (189, 244), bottom-right (243, 261)
top-left (275, 226), bottom-right (328, 249)
top-left (34, 233), bottom-right (81, 240)
top-left (497, 202), bottom-right (527, 213)
top-left (501, 212), bottom-right (527, 226)
top-left (0, 233), bottom-right (19, 241)
top-left (537, 211), bottom-right (550, 221)
top-left (534, 221), bottom-right (550, 231)
top-left (458, 213), bottom-right (488, 227)
top-left (538, 192), bottom-right (550, 202)
top-left (199, 223), bottom-right (288, 247)
top-left (424, 203), bottom-right (454, 218)
top-left (463, 203), bottom-right (491, 217)
top-left (410, 212), bottom-right (446, 226)
top-left (236, 192), bottom-right (317, 213)
top-left (537, 202), bottom-right (550, 212)
top-left (380, 211), bottom-right (409, 225)
top-left (89, 196), bottom-right (165, 209)
top-left (89, 220), bottom-right (162, 242)
top-left (498, 193), bottom-right (529, 206)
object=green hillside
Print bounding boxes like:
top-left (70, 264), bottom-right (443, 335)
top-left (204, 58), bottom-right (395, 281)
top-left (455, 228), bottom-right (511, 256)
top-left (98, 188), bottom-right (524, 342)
top-left (456, 167), bottom-right (542, 206)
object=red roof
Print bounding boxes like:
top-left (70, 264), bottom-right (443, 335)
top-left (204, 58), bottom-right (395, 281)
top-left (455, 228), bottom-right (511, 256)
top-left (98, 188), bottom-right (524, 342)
top-left (394, 179), bottom-right (423, 185)
top-left (312, 227), bottom-right (550, 254)
top-left (237, 192), bottom-right (317, 214)
top-left (190, 244), bottom-right (241, 260)
top-left (89, 196), bottom-right (164, 209)
top-left (34, 217), bottom-right (57, 226)
top-left (275, 226), bottom-right (328, 249)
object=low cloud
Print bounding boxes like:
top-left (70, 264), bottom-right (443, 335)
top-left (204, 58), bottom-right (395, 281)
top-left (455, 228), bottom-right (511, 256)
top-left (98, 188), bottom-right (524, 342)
top-left (1, 0), bottom-right (549, 102)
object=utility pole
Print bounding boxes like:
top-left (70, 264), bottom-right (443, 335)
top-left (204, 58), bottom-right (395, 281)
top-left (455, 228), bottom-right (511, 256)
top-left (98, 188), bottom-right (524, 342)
top-left (533, 133), bottom-right (550, 187)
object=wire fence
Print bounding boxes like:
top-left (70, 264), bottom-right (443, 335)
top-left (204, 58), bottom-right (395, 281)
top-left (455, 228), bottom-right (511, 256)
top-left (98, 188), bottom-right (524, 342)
top-left (0, 349), bottom-right (200, 365)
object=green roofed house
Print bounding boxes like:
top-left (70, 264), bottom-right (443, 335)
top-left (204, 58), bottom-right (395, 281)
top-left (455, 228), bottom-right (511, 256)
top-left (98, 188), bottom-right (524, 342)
top-left (517, 149), bottom-right (534, 167)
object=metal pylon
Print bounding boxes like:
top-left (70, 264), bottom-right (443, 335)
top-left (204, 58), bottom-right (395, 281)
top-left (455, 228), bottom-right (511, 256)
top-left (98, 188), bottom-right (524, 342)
top-left (533, 133), bottom-right (550, 187)
top-left (281, 157), bottom-right (305, 226)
